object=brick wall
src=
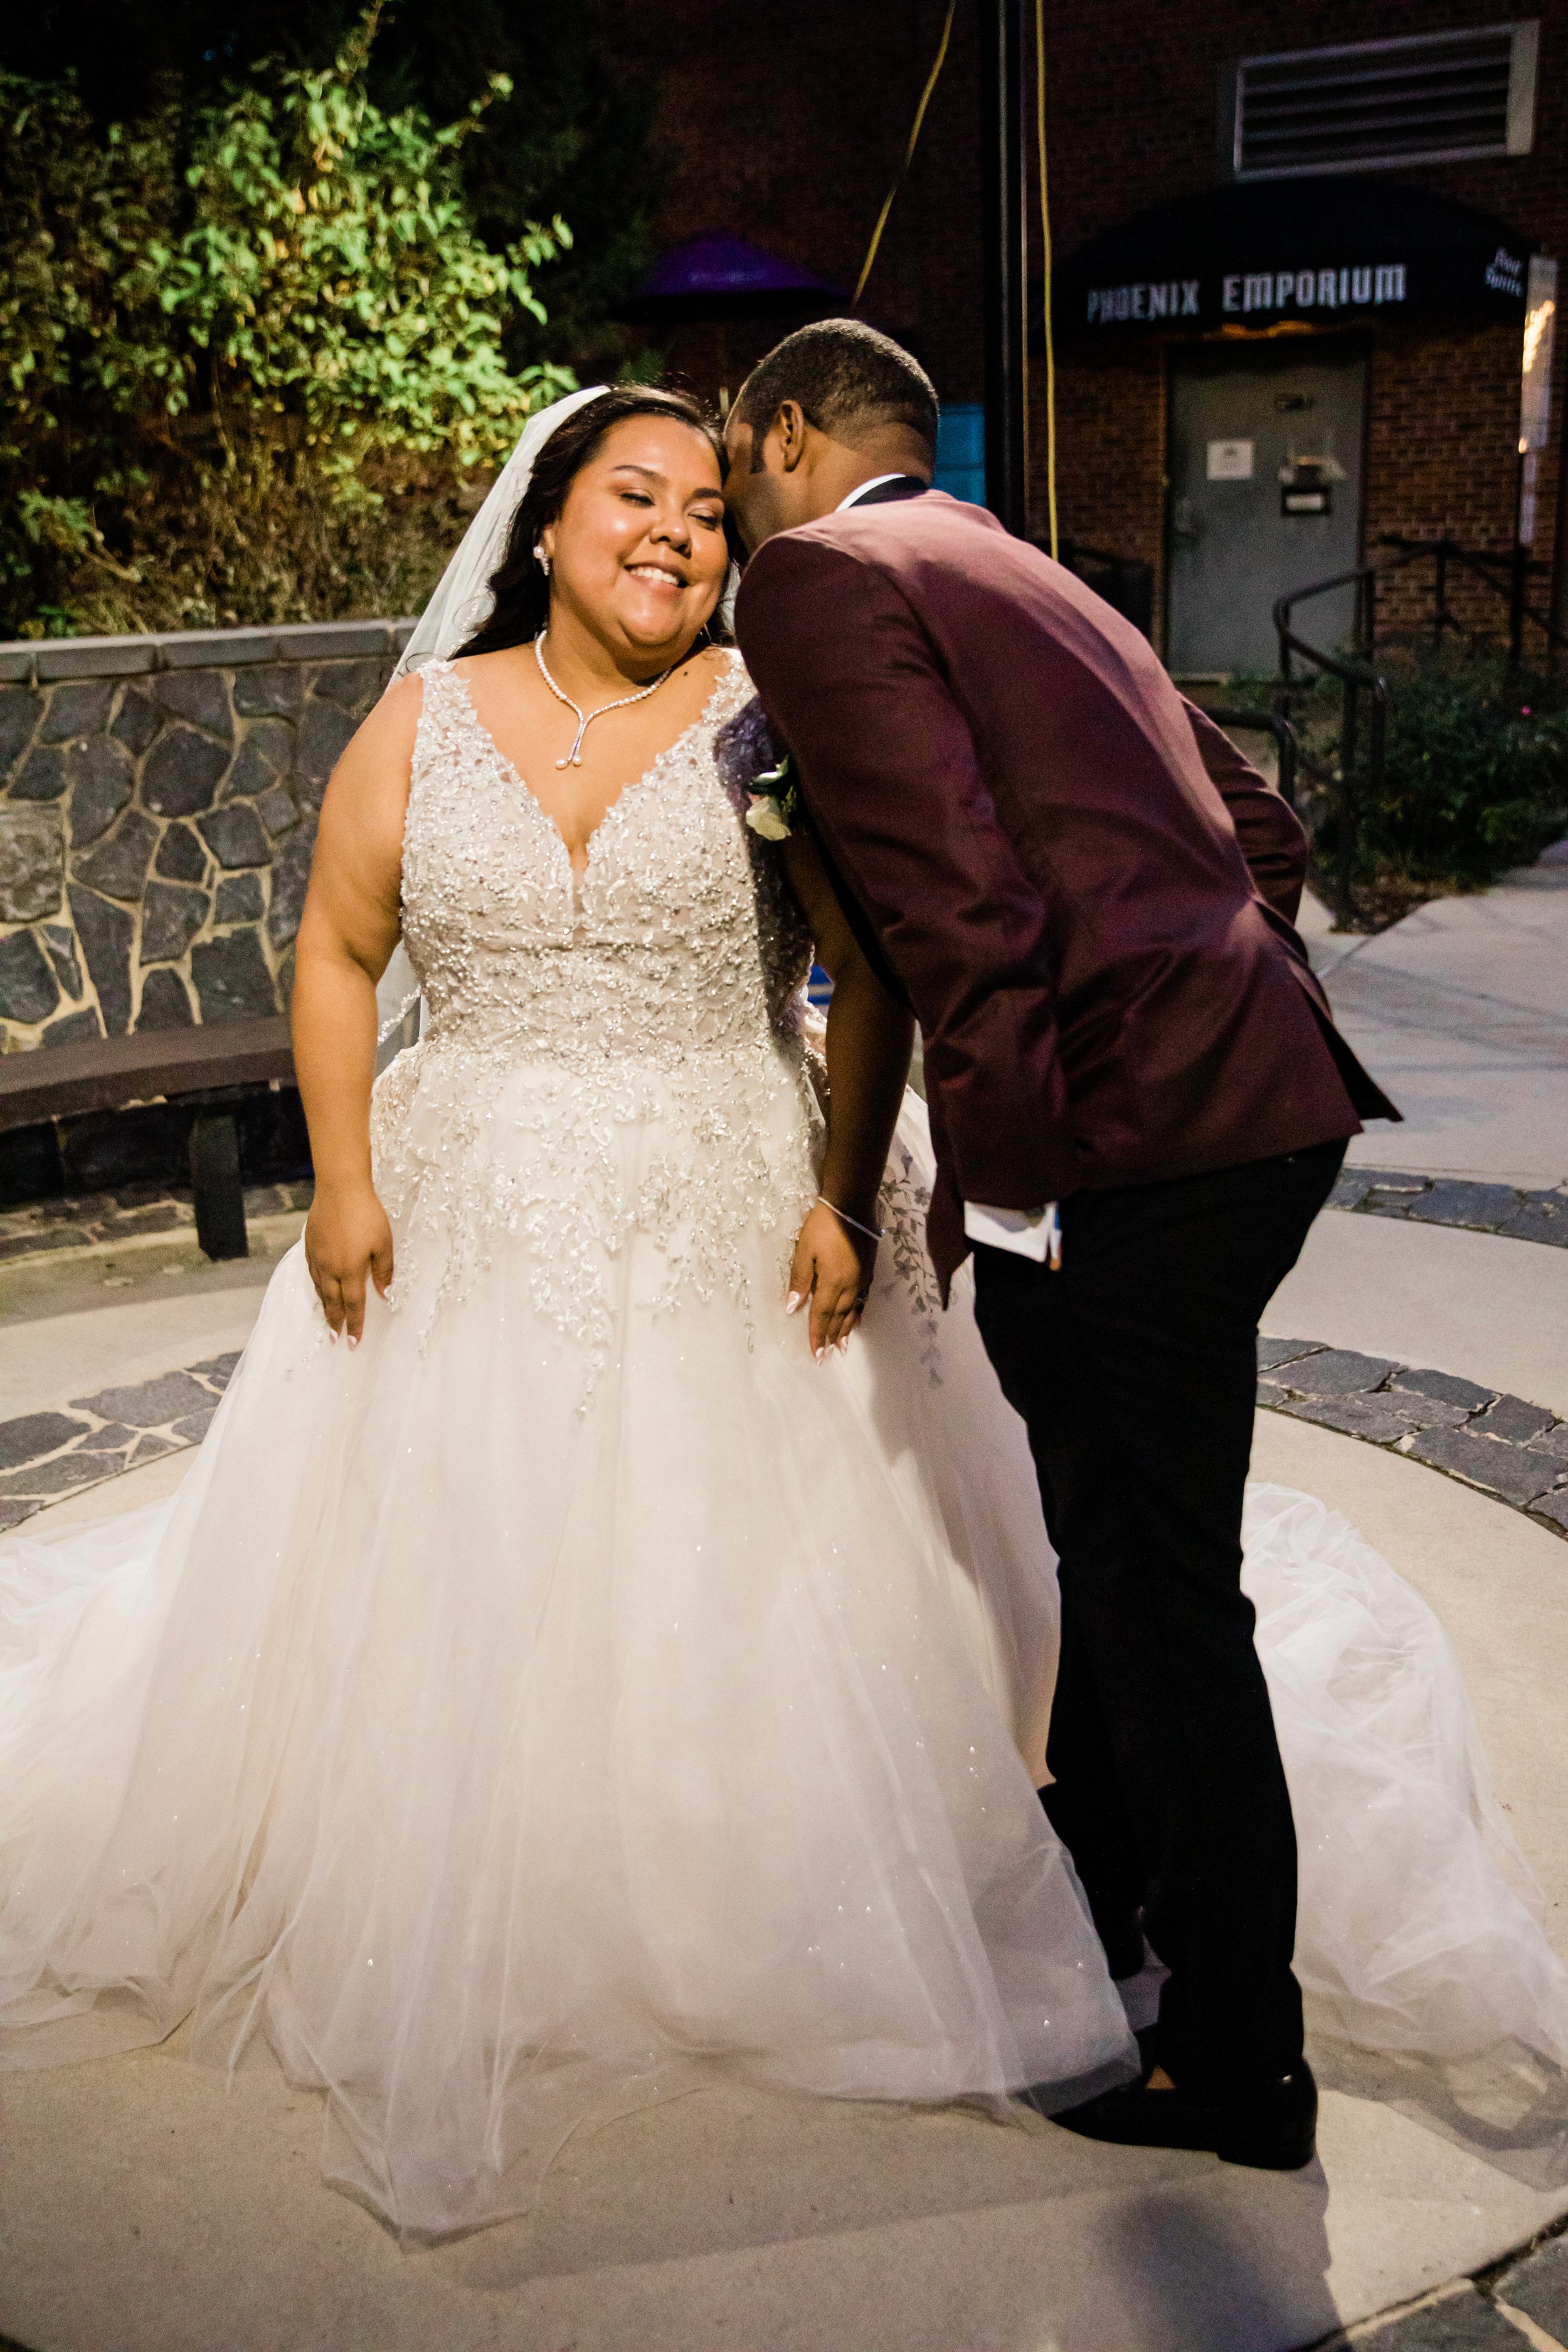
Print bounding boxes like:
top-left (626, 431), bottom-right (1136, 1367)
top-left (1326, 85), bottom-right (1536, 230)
top-left (1044, 341), bottom-right (1167, 632)
top-left (1364, 319), bottom-right (1552, 650)
top-left (603, 0), bottom-right (1568, 651)
top-left (0, 622), bottom-right (411, 1055)
top-left (598, 0), bottom-right (1568, 662)
top-left (1033, 0), bottom-right (1568, 268)
top-left (1038, 311), bottom-right (1562, 664)
top-left (599, 0), bottom-right (986, 402)
top-left (1029, 0), bottom-right (1568, 647)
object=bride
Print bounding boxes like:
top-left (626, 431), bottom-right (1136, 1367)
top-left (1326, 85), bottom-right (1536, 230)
top-left (1, 384), bottom-right (1564, 2244)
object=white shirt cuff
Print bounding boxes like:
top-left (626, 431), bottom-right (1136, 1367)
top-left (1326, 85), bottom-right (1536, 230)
top-left (963, 1201), bottom-right (1059, 1262)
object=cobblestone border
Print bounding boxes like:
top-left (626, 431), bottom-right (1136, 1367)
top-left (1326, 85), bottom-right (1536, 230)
top-left (0, 1177), bottom-right (311, 1268)
top-left (1332, 1165), bottom-right (1568, 1247)
top-left (3, 1318), bottom-right (1563, 1542)
top-left (1259, 1338), bottom-right (1568, 1537)
top-left (4, 1167), bottom-right (1564, 1276)
top-left (1316, 2215), bottom-right (1568, 2349)
top-left (0, 1353), bottom-right (239, 1532)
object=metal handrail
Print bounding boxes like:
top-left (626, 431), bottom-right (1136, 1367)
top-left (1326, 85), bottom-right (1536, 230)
top-left (1273, 567), bottom-right (1387, 929)
top-left (1370, 534), bottom-right (1568, 665)
top-left (1271, 533), bottom-right (1568, 928)
top-left (1202, 707), bottom-right (1300, 809)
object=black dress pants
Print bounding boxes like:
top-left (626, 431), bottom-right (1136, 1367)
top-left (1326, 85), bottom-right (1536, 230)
top-left (970, 1140), bottom-right (1346, 2102)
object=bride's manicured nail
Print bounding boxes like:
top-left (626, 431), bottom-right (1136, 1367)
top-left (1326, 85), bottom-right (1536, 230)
top-left (346, 1335), bottom-right (358, 1352)
top-left (785, 1291), bottom-right (803, 1315)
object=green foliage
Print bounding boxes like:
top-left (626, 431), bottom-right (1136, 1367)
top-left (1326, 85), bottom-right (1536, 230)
top-left (0, 13), bottom-right (581, 636)
top-left (1300, 653), bottom-right (1568, 909)
top-left (155, 26), bottom-right (575, 478)
top-left (351, 4), bottom-right (655, 387)
top-left (1365, 653), bottom-right (1568, 884)
top-left (1, 0), bottom-right (656, 384)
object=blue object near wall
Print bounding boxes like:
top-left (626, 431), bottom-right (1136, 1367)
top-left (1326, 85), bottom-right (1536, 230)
top-left (933, 404), bottom-right (985, 506)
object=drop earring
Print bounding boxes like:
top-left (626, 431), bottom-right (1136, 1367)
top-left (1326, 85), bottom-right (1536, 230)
top-left (534, 545), bottom-right (551, 577)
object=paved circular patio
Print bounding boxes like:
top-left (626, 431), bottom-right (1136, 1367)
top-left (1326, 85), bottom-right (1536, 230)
top-left (1, 1185), bottom-right (1566, 2352)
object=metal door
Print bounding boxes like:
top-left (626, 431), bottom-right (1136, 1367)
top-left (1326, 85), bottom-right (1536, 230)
top-left (1166, 344), bottom-right (1365, 677)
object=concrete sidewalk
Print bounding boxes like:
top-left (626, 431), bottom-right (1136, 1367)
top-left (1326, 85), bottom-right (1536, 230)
top-left (1270, 849), bottom-right (1568, 1427)
top-left (1301, 844), bottom-right (1568, 1189)
top-left (1269, 1211), bottom-right (1568, 1422)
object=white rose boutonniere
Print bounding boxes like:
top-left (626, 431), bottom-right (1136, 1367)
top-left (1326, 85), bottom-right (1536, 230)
top-left (744, 755), bottom-right (800, 842)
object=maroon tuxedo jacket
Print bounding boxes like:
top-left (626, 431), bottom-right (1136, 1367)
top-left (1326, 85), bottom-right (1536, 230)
top-left (733, 487), bottom-right (1396, 1293)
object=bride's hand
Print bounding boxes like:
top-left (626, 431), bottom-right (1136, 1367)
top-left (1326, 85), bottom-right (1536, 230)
top-left (787, 1202), bottom-right (876, 1360)
top-left (305, 1180), bottom-right (395, 1347)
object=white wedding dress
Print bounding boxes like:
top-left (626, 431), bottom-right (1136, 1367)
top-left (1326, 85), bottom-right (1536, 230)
top-left (1, 651), bottom-right (1564, 2243)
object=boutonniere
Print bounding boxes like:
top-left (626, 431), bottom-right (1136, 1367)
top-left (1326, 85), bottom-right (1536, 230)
top-left (744, 754), bottom-right (800, 841)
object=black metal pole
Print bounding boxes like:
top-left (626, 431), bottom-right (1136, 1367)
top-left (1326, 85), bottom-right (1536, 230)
top-left (978, 0), bottom-right (1027, 535)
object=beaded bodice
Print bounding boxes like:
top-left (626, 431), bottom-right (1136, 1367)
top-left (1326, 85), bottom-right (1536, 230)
top-left (369, 652), bottom-right (818, 1379)
top-left (400, 655), bottom-right (807, 1064)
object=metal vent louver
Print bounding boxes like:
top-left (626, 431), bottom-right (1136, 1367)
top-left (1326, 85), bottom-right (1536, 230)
top-left (1234, 22), bottom-right (1539, 179)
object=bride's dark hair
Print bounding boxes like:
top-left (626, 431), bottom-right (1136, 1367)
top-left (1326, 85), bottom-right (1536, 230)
top-left (454, 386), bottom-right (729, 659)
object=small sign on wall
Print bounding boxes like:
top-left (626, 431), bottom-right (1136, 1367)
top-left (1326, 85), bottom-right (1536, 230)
top-left (1206, 438), bottom-right (1254, 480)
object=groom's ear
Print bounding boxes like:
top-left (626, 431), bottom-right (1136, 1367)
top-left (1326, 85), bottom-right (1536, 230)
top-left (772, 400), bottom-right (810, 475)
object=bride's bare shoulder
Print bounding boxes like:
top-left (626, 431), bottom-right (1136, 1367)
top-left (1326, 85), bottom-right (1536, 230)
top-left (448, 648), bottom-right (522, 682)
top-left (373, 668), bottom-right (429, 726)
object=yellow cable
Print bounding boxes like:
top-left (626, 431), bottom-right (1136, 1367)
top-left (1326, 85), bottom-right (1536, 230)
top-left (1036, 0), bottom-right (1058, 559)
top-left (853, 1), bottom-right (957, 310)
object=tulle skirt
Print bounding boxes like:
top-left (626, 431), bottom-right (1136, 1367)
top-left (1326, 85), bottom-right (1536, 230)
top-left (1, 1078), bottom-right (1564, 2242)
top-left (1244, 1485), bottom-right (1568, 2066)
top-left (0, 1075), bottom-right (1130, 2240)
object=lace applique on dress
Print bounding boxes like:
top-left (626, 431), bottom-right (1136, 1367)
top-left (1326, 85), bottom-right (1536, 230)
top-left (877, 1142), bottom-right (943, 1385)
top-left (370, 654), bottom-right (818, 1393)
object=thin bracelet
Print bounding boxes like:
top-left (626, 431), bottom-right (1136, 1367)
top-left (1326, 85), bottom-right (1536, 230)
top-left (817, 1194), bottom-right (885, 1244)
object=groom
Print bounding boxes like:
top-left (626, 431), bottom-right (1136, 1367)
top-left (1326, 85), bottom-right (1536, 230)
top-left (726, 319), bottom-right (1397, 2170)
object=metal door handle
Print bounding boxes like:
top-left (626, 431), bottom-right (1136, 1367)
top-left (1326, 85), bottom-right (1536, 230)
top-left (1172, 497), bottom-right (1204, 542)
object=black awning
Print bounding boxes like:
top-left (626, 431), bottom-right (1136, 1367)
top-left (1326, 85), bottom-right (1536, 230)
top-left (1055, 178), bottom-right (1531, 336)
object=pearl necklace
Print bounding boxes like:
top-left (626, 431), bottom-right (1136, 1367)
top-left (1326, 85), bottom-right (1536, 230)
top-left (534, 631), bottom-right (675, 769)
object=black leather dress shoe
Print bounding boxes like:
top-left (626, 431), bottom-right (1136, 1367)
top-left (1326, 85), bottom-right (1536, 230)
top-left (1053, 2058), bottom-right (1318, 2171)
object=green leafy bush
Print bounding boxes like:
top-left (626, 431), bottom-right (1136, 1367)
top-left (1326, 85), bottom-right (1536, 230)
top-left (1287, 652), bottom-right (1568, 923)
top-left (0, 11), bottom-right (577, 637)
top-left (1222, 656), bottom-right (1567, 923)
top-left (1362, 652), bottom-right (1568, 886)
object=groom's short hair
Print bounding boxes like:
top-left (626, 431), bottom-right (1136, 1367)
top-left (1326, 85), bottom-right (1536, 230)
top-left (734, 321), bottom-right (938, 465)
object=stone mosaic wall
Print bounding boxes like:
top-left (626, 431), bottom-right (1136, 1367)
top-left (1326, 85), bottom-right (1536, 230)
top-left (0, 620), bottom-right (413, 1052)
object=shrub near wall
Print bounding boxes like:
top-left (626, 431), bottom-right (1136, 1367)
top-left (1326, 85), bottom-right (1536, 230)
top-left (0, 620), bottom-right (411, 1051)
top-left (0, 23), bottom-right (574, 642)
top-left (1361, 653), bottom-right (1568, 889)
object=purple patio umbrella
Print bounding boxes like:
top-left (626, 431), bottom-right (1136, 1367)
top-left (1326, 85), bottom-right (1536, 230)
top-left (618, 231), bottom-right (847, 323)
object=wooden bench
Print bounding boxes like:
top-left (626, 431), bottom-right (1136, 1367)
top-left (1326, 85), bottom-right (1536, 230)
top-left (0, 1015), bottom-right (297, 1261)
